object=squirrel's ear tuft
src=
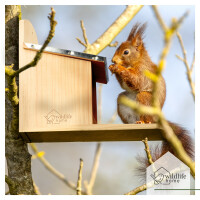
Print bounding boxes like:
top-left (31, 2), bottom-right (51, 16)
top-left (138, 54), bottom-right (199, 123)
top-left (127, 22), bottom-right (141, 41)
top-left (127, 23), bottom-right (147, 47)
top-left (127, 23), bottom-right (147, 41)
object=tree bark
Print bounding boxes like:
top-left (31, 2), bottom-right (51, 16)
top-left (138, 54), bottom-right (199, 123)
top-left (5, 5), bottom-right (36, 195)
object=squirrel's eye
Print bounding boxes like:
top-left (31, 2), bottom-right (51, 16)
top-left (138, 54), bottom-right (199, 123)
top-left (123, 50), bottom-right (129, 55)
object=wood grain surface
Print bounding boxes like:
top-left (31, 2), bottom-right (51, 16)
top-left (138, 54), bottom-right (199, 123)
top-left (19, 20), bottom-right (93, 132)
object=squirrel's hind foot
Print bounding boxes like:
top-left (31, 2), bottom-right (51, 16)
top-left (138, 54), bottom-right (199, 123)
top-left (136, 120), bottom-right (152, 124)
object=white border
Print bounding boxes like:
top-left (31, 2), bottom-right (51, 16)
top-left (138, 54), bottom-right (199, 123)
top-left (1, 0), bottom-right (198, 5)
top-left (1, 0), bottom-right (200, 199)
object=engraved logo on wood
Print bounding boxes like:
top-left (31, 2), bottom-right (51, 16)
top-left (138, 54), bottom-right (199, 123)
top-left (44, 109), bottom-right (72, 124)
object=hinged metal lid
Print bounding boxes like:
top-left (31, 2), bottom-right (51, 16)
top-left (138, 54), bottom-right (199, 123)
top-left (24, 43), bottom-right (109, 84)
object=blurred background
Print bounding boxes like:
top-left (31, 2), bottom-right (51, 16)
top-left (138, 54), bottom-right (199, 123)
top-left (6, 5), bottom-right (195, 195)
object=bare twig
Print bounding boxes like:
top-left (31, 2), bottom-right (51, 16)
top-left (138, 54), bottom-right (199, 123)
top-left (76, 20), bottom-right (90, 48)
top-left (190, 52), bottom-right (195, 72)
top-left (151, 11), bottom-right (188, 108)
top-left (176, 32), bottom-right (195, 100)
top-left (11, 7), bottom-right (57, 77)
top-left (152, 5), bottom-right (168, 32)
top-left (176, 55), bottom-right (185, 62)
top-left (33, 181), bottom-right (41, 195)
top-left (109, 41), bottom-right (118, 47)
top-left (152, 30), bottom-right (172, 108)
top-left (142, 137), bottom-right (153, 165)
top-left (176, 32), bottom-right (187, 59)
top-left (118, 96), bottom-right (161, 116)
top-left (107, 110), bottom-right (118, 124)
top-left (29, 143), bottom-right (87, 194)
top-left (77, 159), bottom-right (83, 195)
top-left (76, 37), bottom-right (87, 48)
top-left (84, 143), bottom-right (102, 195)
top-left (125, 138), bottom-right (153, 195)
top-left (81, 20), bottom-right (89, 46)
top-left (125, 184), bottom-right (147, 195)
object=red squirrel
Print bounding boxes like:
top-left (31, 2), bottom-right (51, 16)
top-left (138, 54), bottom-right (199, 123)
top-left (109, 23), bottom-right (194, 167)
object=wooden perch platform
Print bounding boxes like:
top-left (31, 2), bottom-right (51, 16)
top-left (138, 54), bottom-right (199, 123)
top-left (20, 124), bottom-right (164, 143)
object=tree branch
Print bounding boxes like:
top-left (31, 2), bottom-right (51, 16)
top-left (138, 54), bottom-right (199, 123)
top-left (81, 20), bottom-right (89, 46)
top-left (152, 5), bottom-right (168, 32)
top-left (84, 5), bottom-right (143, 55)
top-left (11, 7), bottom-right (57, 77)
top-left (119, 95), bottom-right (162, 116)
top-left (84, 143), bottom-right (102, 195)
top-left (5, 5), bottom-right (36, 195)
top-left (76, 37), bottom-right (87, 47)
top-left (5, 5), bottom-right (21, 23)
top-left (142, 137), bottom-right (153, 165)
top-left (125, 184), bottom-right (147, 195)
top-left (190, 52), bottom-right (195, 73)
top-left (33, 181), bottom-right (41, 195)
top-left (77, 159), bottom-right (83, 195)
top-left (76, 20), bottom-right (90, 48)
top-left (125, 137), bottom-right (153, 195)
top-left (176, 32), bottom-right (195, 100)
top-left (5, 8), bottom-right (57, 194)
top-left (109, 41), bottom-right (118, 47)
top-left (151, 11), bottom-right (188, 108)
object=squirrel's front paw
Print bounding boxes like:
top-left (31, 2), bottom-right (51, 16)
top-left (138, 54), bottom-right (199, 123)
top-left (120, 69), bottom-right (129, 78)
top-left (109, 64), bottom-right (118, 73)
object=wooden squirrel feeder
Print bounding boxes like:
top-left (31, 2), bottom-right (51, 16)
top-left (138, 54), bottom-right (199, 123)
top-left (19, 20), bottom-right (163, 142)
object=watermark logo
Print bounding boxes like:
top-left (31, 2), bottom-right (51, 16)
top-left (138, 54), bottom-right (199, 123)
top-left (146, 152), bottom-right (190, 195)
top-left (150, 167), bottom-right (170, 185)
top-left (150, 166), bottom-right (187, 185)
top-left (44, 109), bottom-right (72, 124)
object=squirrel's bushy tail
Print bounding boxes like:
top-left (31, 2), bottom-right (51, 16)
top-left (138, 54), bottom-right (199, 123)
top-left (136, 121), bottom-right (194, 182)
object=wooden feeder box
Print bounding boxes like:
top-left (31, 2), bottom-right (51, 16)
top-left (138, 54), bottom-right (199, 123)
top-left (19, 20), bottom-right (163, 142)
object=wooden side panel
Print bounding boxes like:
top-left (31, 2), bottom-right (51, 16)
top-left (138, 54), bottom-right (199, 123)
top-left (92, 80), bottom-right (97, 124)
top-left (19, 20), bottom-right (93, 132)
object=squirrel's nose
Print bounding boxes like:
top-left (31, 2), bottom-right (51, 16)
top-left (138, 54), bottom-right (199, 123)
top-left (112, 56), bottom-right (118, 64)
top-left (111, 57), bottom-right (115, 64)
